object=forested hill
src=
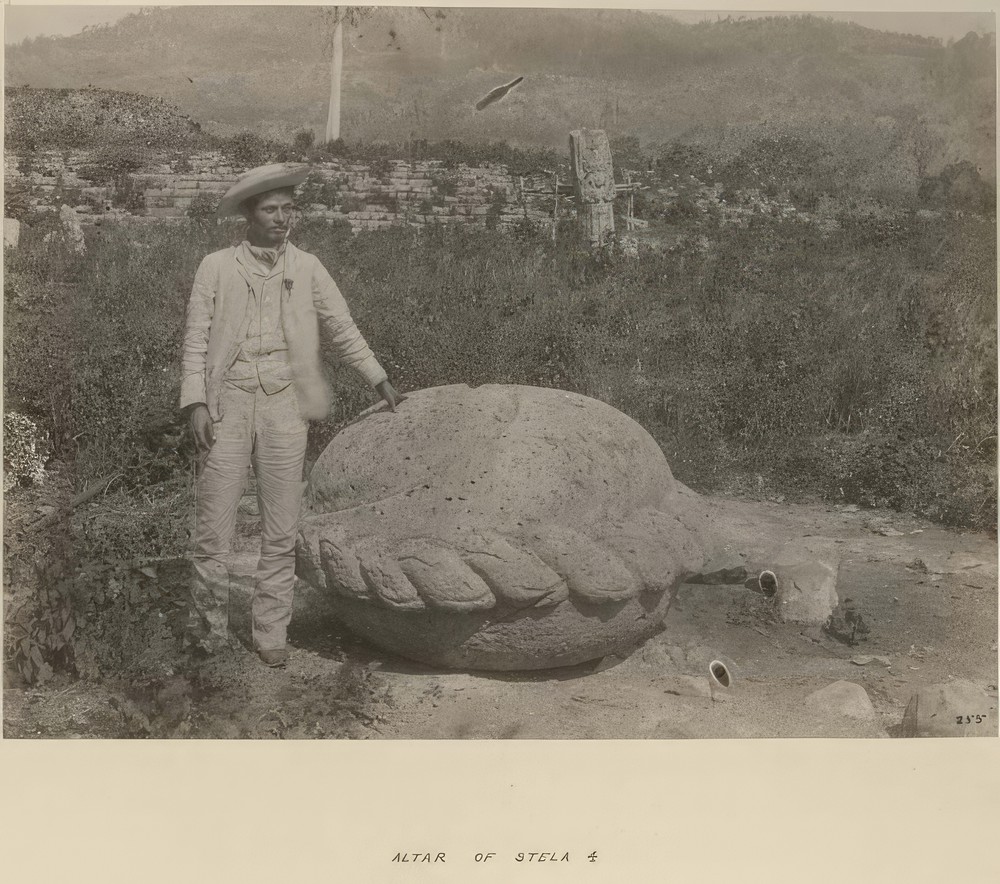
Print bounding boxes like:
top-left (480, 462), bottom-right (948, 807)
top-left (4, 7), bottom-right (995, 177)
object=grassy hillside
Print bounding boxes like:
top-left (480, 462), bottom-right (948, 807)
top-left (5, 8), bottom-right (995, 181)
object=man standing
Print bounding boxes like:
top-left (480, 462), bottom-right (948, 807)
top-left (180, 163), bottom-right (402, 666)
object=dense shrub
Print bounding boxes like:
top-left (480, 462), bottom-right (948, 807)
top-left (918, 161), bottom-right (997, 215)
top-left (4, 517), bottom-right (75, 685)
top-left (4, 477), bottom-right (194, 684)
top-left (292, 128), bottom-right (316, 152)
top-left (69, 479), bottom-right (194, 679)
top-left (68, 224), bottom-right (230, 484)
top-left (5, 221), bottom-right (231, 487)
top-left (3, 412), bottom-right (48, 492)
top-left (218, 130), bottom-right (282, 170)
top-left (5, 223), bottom-right (217, 683)
top-left (186, 191), bottom-right (220, 222)
top-left (3, 227), bottom-right (78, 454)
top-left (2, 189), bottom-right (33, 222)
top-left (77, 140), bottom-right (149, 185)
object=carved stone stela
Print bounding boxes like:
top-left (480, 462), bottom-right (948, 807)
top-left (569, 128), bottom-right (616, 246)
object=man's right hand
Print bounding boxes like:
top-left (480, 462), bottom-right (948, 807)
top-left (187, 403), bottom-right (215, 452)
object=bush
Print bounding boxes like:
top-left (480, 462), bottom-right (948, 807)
top-left (369, 156), bottom-right (394, 179)
top-left (219, 130), bottom-right (280, 170)
top-left (5, 222), bottom-right (226, 489)
top-left (4, 520), bottom-right (75, 685)
top-left (485, 186), bottom-right (506, 230)
top-left (2, 189), bottom-right (33, 222)
top-left (69, 480), bottom-right (194, 679)
top-left (112, 175), bottom-right (148, 212)
top-left (4, 224), bottom-right (211, 684)
top-left (368, 192), bottom-right (399, 213)
top-left (293, 128), bottom-right (316, 151)
top-left (4, 231), bottom-right (78, 455)
top-left (186, 191), bottom-right (220, 222)
top-left (77, 140), bottom-right (149, 185)
top-left (339, 194), bottom-right (366, 214)
top-left (430, 174), bottom-right (458, 197)
top-left (3, 412), bottom-right (48, 492)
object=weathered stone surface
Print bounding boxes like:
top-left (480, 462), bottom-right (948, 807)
top-left (900, 680), bottom-right (998, 737)
top-left (7, 149), bottom-right (549, 236)
top-left (60, 204), bottom-right (86, 254)
top-left (763, 558), bottom-right (839, 624)
top-left (296, 384), bottom-right (707, 670)
top-left (805, 681), bottom-right (877, 722)
top-left (3, 217), bottom-right (20, 249)
top-left (570, 128), bottom-right (616, 247)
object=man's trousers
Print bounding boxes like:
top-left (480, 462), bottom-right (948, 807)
top-left (188, 383), bottom-right (308, 652)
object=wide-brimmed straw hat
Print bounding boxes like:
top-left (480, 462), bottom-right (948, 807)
top-left (216, 162), bottom-right (311, 217)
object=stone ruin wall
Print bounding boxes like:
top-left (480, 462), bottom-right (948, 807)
top-left (4, 150), bottom-right (570, 234)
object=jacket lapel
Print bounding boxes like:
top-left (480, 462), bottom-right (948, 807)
top-left (233, 244), bottom-right (257, 292)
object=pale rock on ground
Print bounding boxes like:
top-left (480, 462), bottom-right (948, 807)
top-left (60, 204), bottom-right (87, 254)
top-left (4, 217), bottom-right (21, 249)
top-left (768, 558), bottom-right (840, 624)
top-left (804, 680), bottom-right (878, 722)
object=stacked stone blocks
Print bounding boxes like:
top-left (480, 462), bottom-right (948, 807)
top-left (5, 150), bottom-right (566, 234)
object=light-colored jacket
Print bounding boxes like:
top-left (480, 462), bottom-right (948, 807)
top-left (180, 243), bottom-right (387, 421)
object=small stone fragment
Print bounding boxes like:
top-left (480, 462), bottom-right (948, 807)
top-left (765, 559), bottom-right (839, 624)
top-left (3, 217), bottom-right (21, 249)
top-left (850, 655), bottom-right (891, 667)
top-left (60, 204), bottom-right (87, 254)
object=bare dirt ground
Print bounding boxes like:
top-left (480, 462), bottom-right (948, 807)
top-left (4, 496), bottom-right (997, 740)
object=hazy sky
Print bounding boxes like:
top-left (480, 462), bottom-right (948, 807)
top-left (5, 5), bottom-right (145, 43)
top-left (3, 4), bottom-right (996, 45)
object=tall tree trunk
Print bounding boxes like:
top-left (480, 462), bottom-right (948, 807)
top-left (325, 16), bottom-right (344, 143)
